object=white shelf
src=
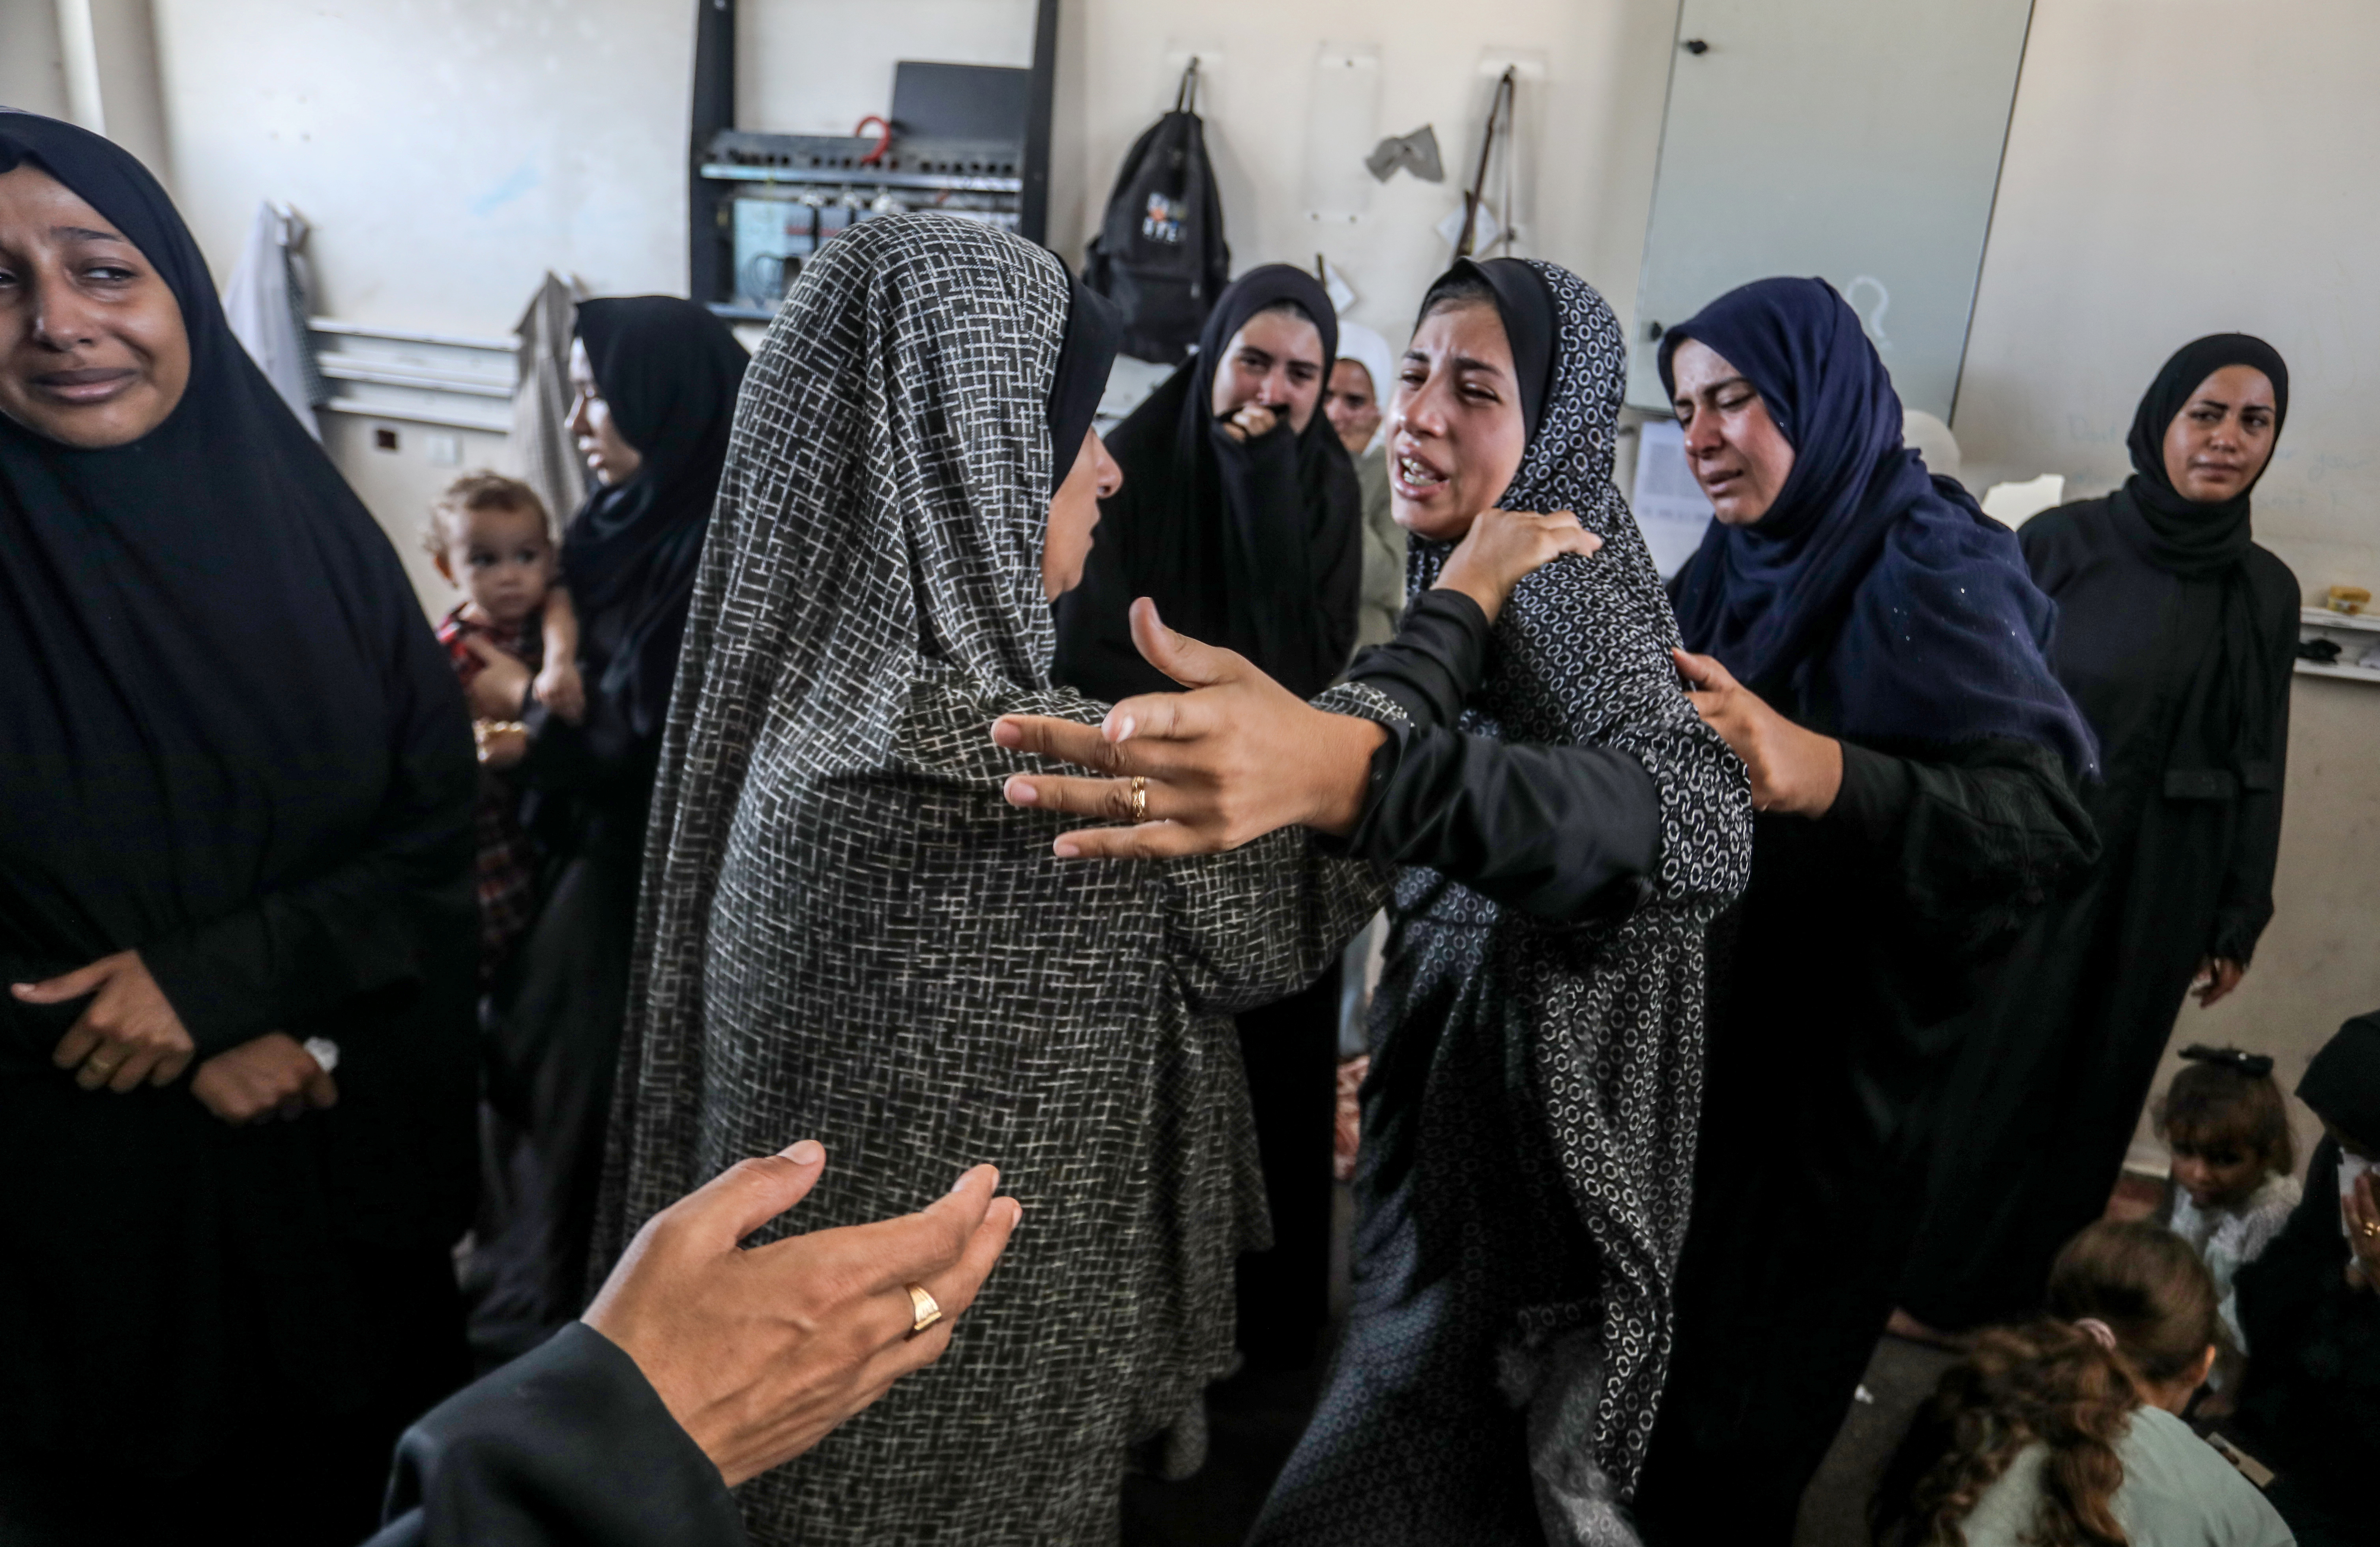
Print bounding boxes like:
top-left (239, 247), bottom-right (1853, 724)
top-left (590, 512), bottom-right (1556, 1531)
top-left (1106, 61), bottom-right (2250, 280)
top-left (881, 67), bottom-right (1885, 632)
top-left (2300, 606), bottom-right (2380, 634)
top-left (2294, 659), bottom-right (2380, 685)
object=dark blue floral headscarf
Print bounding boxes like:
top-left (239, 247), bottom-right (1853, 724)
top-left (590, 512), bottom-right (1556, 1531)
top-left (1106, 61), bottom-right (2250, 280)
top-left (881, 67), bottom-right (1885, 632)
top-left (1661, 277), bottom-right (2096, 776)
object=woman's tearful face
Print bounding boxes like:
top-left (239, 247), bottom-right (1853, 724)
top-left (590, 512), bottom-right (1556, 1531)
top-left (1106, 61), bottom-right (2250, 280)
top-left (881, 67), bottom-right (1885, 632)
top-left (0, 164), bottom-right (190, 448)
top-left (1387, 300), bottom-right (1527, 543)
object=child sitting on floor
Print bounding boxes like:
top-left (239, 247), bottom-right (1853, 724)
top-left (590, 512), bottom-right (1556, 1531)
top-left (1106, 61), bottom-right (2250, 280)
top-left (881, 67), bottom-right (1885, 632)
top-left (424, 471), bottom-right (582, 983)
top-left (2159, 1044), bottom-right (2301, 1358)
top-left (1873, 1219), bottom-right (2293, 1547)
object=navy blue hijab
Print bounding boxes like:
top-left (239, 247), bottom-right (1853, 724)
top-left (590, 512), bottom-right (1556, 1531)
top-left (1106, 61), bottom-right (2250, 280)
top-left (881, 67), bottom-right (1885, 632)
top-left (1661, 278), bottom-right (2096, 775)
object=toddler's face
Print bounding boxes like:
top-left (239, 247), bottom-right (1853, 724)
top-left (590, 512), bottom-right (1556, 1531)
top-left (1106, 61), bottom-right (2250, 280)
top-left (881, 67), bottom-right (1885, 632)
top-left (447, 504), bottom-right (554, 625)
top-left (2170, 1133), bottom-right (2264, 1210)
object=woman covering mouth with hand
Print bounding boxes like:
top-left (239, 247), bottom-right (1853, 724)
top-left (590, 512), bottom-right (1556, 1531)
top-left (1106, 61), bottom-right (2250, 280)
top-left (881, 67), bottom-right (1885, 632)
top-left (998, 257), bottom-right (1753, 1545)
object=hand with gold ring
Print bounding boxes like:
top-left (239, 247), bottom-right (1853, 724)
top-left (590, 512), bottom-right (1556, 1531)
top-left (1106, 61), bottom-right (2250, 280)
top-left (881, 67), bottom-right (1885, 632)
top-left (14, 949), bottom-right (198, 1092)
top-left (584, 1141), bottom-right (1022, 1485)
top-left (992, 599), bottom-right (1388, 860)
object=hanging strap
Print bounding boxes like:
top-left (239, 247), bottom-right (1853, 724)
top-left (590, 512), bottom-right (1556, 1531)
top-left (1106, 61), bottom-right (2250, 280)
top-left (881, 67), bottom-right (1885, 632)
top-left (1174, 58), bottom-right (1201, 114)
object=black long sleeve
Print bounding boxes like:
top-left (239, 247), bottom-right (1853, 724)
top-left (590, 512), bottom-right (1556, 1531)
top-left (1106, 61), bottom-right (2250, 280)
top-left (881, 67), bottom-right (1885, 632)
top-left (367, 1323), bottom-right (748, 1547)
top-left (1338, 588), bottom-right (1662, 920)
top-left (2209, 567), bottom-right (2300, 965)
top-left (1817, 736), bottom-right (2097, 1019)
top-left (140, 594), bottom-right (477, 1058)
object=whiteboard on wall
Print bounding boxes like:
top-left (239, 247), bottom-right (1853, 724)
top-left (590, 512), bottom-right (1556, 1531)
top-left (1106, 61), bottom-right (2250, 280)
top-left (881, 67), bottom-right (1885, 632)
top-left (1625, 0), bottom-right (2035, 420)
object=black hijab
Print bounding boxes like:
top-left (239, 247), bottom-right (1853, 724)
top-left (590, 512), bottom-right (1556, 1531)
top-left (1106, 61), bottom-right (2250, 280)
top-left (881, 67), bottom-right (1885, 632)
top-left (1433, 257), bottom-right (1556, 442)
top-left (1052, 264), bottom-right (1362, 701)
top-left (1661, 277), bottom-right (2096, 773)
top-left (564, 298), bottom-right (748, 741)
top-left (2299, 1011), bottom-right (2380, 1151)
top-left (2109, 334), bottom-right (2290, 783)
top-left (0, 112), bottom-right (476, 1466)
top-left (1048, 272), bottom-right (1121, 489)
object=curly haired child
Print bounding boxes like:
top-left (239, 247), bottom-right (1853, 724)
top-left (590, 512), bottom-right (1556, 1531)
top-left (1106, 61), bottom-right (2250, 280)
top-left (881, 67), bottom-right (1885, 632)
top-left (1873, 1219), bottom-right (2291, 1547)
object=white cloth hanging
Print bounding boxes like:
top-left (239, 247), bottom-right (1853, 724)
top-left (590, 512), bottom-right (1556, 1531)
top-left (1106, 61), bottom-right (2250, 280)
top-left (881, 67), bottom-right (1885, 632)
top-left (509, 272), bottom-right (588, 530)
top-left (222, 200), bottom-right (322, 439)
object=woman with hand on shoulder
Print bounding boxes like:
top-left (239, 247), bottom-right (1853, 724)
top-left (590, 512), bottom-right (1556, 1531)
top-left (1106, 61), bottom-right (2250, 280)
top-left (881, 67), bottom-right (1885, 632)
top-left (593, 218), bottom-right (1577, 1546)
top-left (0, 113), bottom-right (477, 1545)
top-left (1901, 336), bottom-right (2299, 1339)
top-left (1000, 257), bottom-right (1753, 1544)
top-left (1630, 277), bottom-right (2102, 1543)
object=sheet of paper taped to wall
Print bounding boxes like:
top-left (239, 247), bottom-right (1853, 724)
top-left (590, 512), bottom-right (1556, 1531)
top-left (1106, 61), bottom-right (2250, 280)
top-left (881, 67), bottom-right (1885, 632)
top-left (1630, 418), bottom-right (1715, 580)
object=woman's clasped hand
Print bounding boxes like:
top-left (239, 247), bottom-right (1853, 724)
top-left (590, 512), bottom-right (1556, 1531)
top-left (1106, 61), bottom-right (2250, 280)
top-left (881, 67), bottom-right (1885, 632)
top-left (994, 504), bottom-right (1600, 857)
top-left (13, 952), bottom-right (339, 1123)
top-left (15, 949), bottom-right (196, 1090)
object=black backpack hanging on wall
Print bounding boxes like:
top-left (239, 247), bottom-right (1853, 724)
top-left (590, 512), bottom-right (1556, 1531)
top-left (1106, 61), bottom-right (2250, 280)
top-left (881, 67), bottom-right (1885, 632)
top-left (1083, 60), bottom-right (1229, 364)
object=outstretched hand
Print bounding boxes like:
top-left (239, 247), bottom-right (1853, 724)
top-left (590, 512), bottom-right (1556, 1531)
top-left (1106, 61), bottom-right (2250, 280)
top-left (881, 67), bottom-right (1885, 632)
top-left (1673, 648), bottom-right (1843, 817)
top-left (584, 1142), bottom-right (1022, 1487)
top-left (992, 599), bottom-right (1386, 858)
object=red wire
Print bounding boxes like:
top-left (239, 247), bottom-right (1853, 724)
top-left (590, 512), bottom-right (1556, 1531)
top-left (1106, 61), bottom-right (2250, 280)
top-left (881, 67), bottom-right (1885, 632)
top-left (853, 115), bottom-right (892, 166)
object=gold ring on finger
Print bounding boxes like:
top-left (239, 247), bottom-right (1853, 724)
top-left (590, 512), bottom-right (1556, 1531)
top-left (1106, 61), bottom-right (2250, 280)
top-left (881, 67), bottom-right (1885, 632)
top-left (906, 1283), bottom-right (944, 1337)
top-left (86, 1058), bottom-right (119, 1079)
top-left (2363, 1221), bottom-right (2379, 1240)
top-left (1129, 776), bottom-right (1148, 824)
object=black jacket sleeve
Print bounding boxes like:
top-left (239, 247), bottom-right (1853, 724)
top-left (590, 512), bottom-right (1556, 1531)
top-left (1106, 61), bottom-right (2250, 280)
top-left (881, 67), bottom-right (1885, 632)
top-left (1336, 588), bottom-right (1663, 920)
top-left (142, 594), bottom-right (477, 1058)
top-left (366, 1323), bottom-right (748, 1547)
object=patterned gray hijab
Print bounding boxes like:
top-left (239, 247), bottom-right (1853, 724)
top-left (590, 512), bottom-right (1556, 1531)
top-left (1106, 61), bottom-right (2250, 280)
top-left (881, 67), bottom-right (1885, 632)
top-left (1402, 260), bottom-right (1752, 1502)
top-left (598, 212), bottom-right (1385, 1540)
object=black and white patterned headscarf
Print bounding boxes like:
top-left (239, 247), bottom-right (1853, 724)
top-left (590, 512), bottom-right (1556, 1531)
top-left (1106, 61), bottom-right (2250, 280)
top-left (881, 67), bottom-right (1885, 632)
top-left (597, 213), bottom-right (1386, 1543)
top-left (1404, 260), bottom-right (1751, 1501)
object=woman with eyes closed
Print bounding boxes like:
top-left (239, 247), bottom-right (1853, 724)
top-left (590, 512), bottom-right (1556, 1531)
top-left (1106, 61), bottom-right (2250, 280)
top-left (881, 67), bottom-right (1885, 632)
top-left (1899, 336), bottom-right (2300, 1344)
top-left (1626, 277), bottom-right (2102, 1545)
top-left (999, 257), bottom-right (1752, 1545)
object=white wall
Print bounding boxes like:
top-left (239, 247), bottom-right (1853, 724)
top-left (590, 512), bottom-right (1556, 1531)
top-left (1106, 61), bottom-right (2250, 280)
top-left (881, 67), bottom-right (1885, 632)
top-left (150, 0), bottom-right (696, 333)
top-left (740, 0), bottom-right (1037, 137)
top-left (0, 1), bottom-right (72, 120)
top-left (1059, 0), bottom-right (1677, 345)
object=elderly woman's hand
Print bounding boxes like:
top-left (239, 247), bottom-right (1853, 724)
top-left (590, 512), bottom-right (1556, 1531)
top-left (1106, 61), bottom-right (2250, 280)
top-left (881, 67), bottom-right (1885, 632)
top-left (15, 950), bottom-right (197, 1091)
top-left (462, 635), bottom-right (536, 721)
top-left (1673, 648), bottom-right (1843, 817)
top-left (189, 1032), bottom-right (337, 1124)
top-left (992, 600), bottom-right (1387, 858)
top-left (1433, 507), bottom-right (1603, 625)
top-left (583, 1141), bottom-right (1022, 1485)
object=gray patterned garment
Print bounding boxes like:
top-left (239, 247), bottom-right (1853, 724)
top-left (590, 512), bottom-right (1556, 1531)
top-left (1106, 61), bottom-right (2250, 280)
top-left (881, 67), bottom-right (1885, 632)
top-left (590, 213), bottom-right (1388, 1545)
top-left (1254, 262), bottom-right (1751, 1547)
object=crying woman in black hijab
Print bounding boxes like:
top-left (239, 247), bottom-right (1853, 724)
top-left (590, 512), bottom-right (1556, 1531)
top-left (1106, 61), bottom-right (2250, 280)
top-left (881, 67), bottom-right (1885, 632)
top-left (0, 112), bottom-right (477, 1542)
top-left (1053, 264), bottom-right (1362, 702)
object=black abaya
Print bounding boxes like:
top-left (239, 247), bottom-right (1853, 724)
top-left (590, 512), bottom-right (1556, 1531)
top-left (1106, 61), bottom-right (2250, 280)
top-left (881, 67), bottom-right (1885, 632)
top-left (1054, 266), bottom-right (1362, 1369)
top-left (1900, 336), bottom-right (2298, 1333)
top-left (0, 113), bottom-right (478, 1545)
top-left (1898, 500), bottom-right (2297, 1328)
top-left (462, 298), bottom-right (747, 1362)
